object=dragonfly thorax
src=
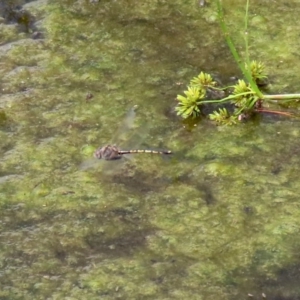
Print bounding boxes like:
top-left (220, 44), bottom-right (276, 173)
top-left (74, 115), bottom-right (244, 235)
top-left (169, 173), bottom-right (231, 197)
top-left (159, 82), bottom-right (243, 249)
top-left (94, 145), bottom-right (122, 160)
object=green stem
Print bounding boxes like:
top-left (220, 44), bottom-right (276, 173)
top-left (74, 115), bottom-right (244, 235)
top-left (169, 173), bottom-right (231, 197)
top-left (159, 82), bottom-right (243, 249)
top-left (263, 94), bottom-right (300, 100)
top-left (201, 91), bottom-right (255, 104)
top-left (244, 0), bottom-right (251, 84)
top-left (202, 93), bottom-right (300, 105)
top-left (215, 0), bottom-right (263, 98)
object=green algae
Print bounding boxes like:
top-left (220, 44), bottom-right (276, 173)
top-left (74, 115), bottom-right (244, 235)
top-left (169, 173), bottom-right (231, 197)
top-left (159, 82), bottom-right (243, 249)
top-left (1, 0), bottom-right (300, 299)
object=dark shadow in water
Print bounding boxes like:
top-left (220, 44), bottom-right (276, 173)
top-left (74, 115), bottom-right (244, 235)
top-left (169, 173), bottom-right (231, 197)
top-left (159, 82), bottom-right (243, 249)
top-left (264, 261), bottom-right (300, 300)
top-left (0, 0), bottom-right (36, 34)
top-left (109, 169), bottom-right (171, 194)
top-left (85, 227), bottom-right (156, 257)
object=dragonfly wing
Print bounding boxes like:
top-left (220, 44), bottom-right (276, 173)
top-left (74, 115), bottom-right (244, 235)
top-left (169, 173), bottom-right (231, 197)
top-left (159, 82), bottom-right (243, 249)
top-left (79, 157), bottom-right (102, 171)
top-left (101, 157), bottom-right (127, 175)
top-left (82, 105), bottom-right (153, 175)
top-left (111, 105), bottom-right (138, 146)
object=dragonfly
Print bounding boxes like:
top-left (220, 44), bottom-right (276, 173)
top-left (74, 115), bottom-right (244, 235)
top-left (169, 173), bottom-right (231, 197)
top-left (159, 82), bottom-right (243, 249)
top-left (80, 105), bottom-right (172, 171)
top-left (94, 144), bottom-right (172, 160)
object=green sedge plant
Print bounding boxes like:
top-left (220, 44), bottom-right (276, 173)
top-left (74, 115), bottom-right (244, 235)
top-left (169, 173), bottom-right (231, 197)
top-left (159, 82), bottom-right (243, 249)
top-left (176, 0), bottom-right (300, 125)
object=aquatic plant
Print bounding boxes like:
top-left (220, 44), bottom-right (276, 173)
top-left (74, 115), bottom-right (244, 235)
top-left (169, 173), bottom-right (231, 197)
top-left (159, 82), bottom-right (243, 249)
top-left (176, 0), bottom-right (300, 125)
top-left (175, 72), bottom-right (217, 118)
top-left (175, 86), bottom-right (204, 118)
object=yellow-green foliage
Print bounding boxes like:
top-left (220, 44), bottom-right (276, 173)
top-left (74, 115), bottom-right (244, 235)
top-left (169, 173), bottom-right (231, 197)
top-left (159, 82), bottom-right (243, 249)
top-left (176, 86), bottom-right (205, 118)
top-left (176, 72), bottom-right (217, 119)
top-left (190, 71), bottom-right (216, 88)
top-left (250, 60), bottom-right (267, 81)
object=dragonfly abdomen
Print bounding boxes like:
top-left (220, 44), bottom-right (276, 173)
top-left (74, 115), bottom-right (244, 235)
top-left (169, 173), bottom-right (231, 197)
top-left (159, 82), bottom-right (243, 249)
top-left (119, 149), bottom-right (172, 155)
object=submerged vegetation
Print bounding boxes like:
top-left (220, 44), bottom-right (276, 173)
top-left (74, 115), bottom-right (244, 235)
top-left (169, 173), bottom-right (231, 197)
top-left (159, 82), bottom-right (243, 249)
top-left (176, 0), bottom-right (300, 125)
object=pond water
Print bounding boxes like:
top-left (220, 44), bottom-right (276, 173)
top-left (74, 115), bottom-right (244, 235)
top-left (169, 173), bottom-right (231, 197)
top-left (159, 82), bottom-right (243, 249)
top-left (1, 0), bottom-right (300, 299)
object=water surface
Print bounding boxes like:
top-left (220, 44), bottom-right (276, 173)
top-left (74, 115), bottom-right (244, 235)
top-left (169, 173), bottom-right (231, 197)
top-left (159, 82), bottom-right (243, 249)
top-left (1, 0), bottom-right (300, 299)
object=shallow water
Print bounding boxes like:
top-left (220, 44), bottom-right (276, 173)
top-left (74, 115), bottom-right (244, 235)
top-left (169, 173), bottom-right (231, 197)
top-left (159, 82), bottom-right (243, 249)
top-left (1, 0), bottom-right (300, 299)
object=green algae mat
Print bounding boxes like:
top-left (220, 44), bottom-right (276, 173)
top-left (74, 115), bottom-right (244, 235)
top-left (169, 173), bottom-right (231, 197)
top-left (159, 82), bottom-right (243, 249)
top-left (1, 0), bottom-right (300, 299)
